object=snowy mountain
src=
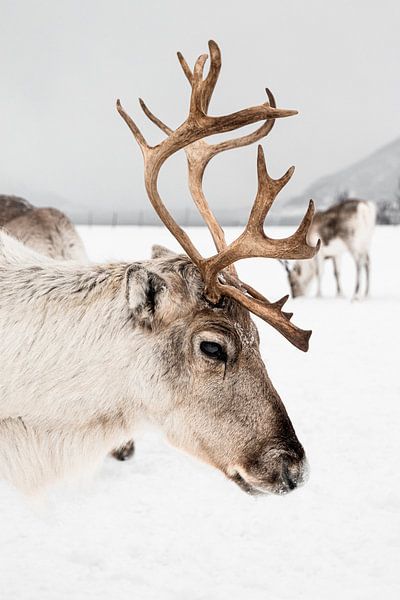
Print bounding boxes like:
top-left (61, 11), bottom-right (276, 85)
top-left (279, 136), bottom-right (400, 224)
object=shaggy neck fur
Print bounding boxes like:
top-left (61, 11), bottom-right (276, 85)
top-left (0, 233), bottom-right (165, 492)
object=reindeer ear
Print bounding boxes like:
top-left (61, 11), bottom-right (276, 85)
top-left (125, 264), bottom-right (167, 327)
top-left (151, 245), bottom-right (179, 259)
top-left (279, 259), bottom-right (292, 275)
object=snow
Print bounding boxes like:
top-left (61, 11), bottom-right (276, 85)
top-left (1, 225), bottom-right (399, 600)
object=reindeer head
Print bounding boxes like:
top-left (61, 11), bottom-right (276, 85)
top-left (280, 259), bottom-right (317, 298)
top-left (118, 41), bottom-right (319, 495)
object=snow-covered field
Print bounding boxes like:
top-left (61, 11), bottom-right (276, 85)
top-left (1, 225), bottom-right (399, 600)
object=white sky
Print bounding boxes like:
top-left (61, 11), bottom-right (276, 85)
top-left (1, 0), bottom-right (399, 221)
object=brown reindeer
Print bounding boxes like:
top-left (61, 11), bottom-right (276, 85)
top-left (0, 195), bottom-right (87, 261)
top-left (281, 199), bottom-right (376, 299)
top-left (0, 41), bottom-right (318, 495)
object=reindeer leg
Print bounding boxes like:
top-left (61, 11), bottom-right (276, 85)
top-left (315, 255), bottom-right (324, 297)
top-left (364, 254), bottom-right (370, 297)
top-left (332, 256), bottom-right (343, 297)
top-left (352, 257), bottom-right (362, 301)
top-left (111, 440), bottom-right (135, 461)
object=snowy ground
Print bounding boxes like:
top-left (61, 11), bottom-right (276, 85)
top-left (1, 225), bottom-right (399, 600)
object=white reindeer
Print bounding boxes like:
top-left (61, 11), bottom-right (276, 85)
top-left (0, 41), bottom-right (318, 496)
top-left (281, 199), bottom-right (376, 299)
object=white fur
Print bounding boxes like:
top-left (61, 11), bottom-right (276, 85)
top-left (0, 232), bottom-right (165, 493)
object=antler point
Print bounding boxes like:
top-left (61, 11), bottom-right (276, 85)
top-left (276, 294), bottom-right (289, 309)
top-left (283, 311), bottom-right (293, 321)
top-left (300, 331), bottom-right (312, 352)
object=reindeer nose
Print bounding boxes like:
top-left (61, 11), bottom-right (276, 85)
top-left (266, 449), bottom-right (307, 494)
top-left (233, 440), bottom-right (307, 495)
top-left (230, 448), bottom-right (308, 495)
top-left (280, 456), bottom-right (303, 491)
top-left (244, 444), bottom-right (307, 495)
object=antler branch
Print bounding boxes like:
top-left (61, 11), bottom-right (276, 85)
top-left (201, 146), bottom-right (320, 287)
top-left (139, 88), bottom-right (277, 265)
top-left (217, 281), bottom-right (311, 352)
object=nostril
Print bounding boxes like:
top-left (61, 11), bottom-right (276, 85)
top-left (282, 465), bottom-right (298, 490)
top-left (274, 451), bottom-right (307, 493)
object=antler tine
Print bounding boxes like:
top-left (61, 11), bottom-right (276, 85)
top-left (178, 40), bottom-right (222, 113)
top-left (210, 89), bottom-right (276, 156)
top-left (281, 200), bottom-right (321, 257)
top-left (185, 51), bottom-right (207, 117)
top-left (290, 198), bottom-right (319, 241)
top-left (177, 51), bottom-right (193, 83)
top-left (139, 98), bottom-right (173, 136)
top-left (202, 40), bottom-right (222, 112)
top-left (246, 146), bottom-right (295, 233)
top-left (116, 99), bottom-right (150, 157)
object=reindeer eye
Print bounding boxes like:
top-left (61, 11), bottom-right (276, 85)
top-left (200, 341), bottom-right (227, 362)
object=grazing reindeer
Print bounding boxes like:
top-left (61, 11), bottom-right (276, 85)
top-left (0, 41), bottom-right (319, 496)
top-left (0, 194), bottom-right (135, 462)
top-left (281, 199), bottom-right (376, 299)
top-left (0, 194), bottom-right (87, 261)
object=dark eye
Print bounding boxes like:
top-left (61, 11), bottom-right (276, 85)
top-left (200, 341), bottom-right (227, 362)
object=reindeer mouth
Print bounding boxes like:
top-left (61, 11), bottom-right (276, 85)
top-left (229, 471), bottom-right (265, 496)
top-left (228, 459), bottom-right (307, 496)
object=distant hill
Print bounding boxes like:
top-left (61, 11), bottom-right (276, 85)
top-left (279, 136), bottom-right (400, 224)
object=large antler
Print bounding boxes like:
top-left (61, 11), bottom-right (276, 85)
top-left (139, 41), bottom-right (277, 268)
top-left (117, 40), bottom-right (319, 351)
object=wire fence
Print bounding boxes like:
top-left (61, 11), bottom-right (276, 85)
top-left (71, 208), bottom-right (292, 227)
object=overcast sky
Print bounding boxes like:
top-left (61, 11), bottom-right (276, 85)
top-left (1, 0), bottom-right (399, 222)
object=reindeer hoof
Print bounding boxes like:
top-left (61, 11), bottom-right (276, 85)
top-left (111, 440), bottom-right (135, 461)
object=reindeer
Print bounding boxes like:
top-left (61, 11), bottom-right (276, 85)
top-left (281, 199), bottom-right (376, 300)
top-left (0, 194), bottom-right (87, 261)
top-left (0, 41), bottom-right (319, 496)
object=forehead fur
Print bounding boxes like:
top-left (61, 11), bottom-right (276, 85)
top-left (149, 253), bottom-right (258, 345)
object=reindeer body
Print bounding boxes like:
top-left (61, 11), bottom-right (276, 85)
top-left (0, 195), bottom-right (87, 262)
top-left (286, 199), bottom-right (376, 299)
